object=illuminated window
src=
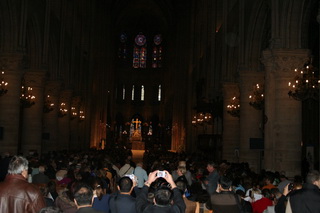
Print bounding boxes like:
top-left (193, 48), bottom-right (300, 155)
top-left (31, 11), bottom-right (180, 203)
top-left (158, 85), bottom-right (161, 101)
top-left (141, 85), bottom-right (145, 101)
top-left (132, 85), bottom-right (135, 100)
top-left (122, 85), bottom-right (126, 100)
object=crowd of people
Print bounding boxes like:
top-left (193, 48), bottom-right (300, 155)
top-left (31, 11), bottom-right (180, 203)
top-left (0, 147), bottom-right (320, 213)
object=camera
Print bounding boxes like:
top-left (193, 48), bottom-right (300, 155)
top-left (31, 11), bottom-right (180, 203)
top-left (125, 174), bottom-right (135, 180)
top-left (288, 183), bottom-right (294, 191)
top-left (157, 171), bottom-right (166, 178)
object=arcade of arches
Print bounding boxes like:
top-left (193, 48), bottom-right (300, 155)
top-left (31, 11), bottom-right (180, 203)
top-left (0, 0), bottom-right (319, 177)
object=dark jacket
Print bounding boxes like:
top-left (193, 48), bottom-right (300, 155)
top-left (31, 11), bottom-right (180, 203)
top-left (76, 207), bottom-right (104, 213)
top-left (209, 191), bottom-right (243, 213)
top-left (109, 192), bottom-right (137, 213)
top-left (289, 183), bottom-right (320, 213)
top-left (136, 185), bottom-right (186, 213)
top-left (0, 174), bottom-right (46, 213)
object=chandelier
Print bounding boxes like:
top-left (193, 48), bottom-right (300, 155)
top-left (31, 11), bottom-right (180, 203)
top-left (20, 85), bottom-right (35, 108)
top-left (0, 71), bottom-right (8, 96)
top-left (43, 95), bottom-right (54, 113)
top-left (288, 62), bottom-right (320, 101)
top-left (249, 84), bottom-right (264, 110)
top-left (226, 96), bottom-right (240, 118)
top-left (192, 112), bottom-right (212, 125)
top-left (70, 106), bottom-right (78, 120)
top-left (58, 102), bottom-right (68, 117)
top-left (79, 110), bottom-right (85, 122)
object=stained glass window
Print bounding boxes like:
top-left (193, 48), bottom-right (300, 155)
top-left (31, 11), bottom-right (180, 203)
top-left (133, 33), bottom-right (147, 68)
top-left (118, 33), bottom-right (127, 60)
top-left (152, 34), bottom-right (162, 68)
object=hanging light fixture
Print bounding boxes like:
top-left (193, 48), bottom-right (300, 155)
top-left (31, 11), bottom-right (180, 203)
top-left (249, 84), bottom-right (264, 110)
top-left (192, 99), bottom-right (213, 126)
top-left (43, 95), bottom-right (54, 113)
top-left (288, 60), bottom-right (320, 101)
top-left (58, 102), bottom-right (68, 117)
top-left (20, 85), bottom-right (35, 108)
top-left (0, 71), bottom-right (8, 96)
top-left (227, 96), bottom-right (240, 118)
top-left (79, 110), bottom-right (85, 122)
top-left (70, 106), bottom-right (78, 120)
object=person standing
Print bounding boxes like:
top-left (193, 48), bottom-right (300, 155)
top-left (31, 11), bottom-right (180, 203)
top-left (204, 161), bottom-right (219, 195)
top-left (133, 162), bottom-right (148, 188)
top-left (0, 155), bottom-right (46, 213)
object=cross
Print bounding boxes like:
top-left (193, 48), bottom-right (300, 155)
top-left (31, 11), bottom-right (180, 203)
top-left (132, 118), bottom-right (141, 129)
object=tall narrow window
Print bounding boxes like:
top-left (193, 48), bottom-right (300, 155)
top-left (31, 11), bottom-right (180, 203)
top-left (158, 85), bottom-right (161, 101)
top-left (141, 85), bottom-right (145, 101)
top-left (132, 85), bottom-right (135, 100)
top-left (122, 85), bottom-right (126, 100)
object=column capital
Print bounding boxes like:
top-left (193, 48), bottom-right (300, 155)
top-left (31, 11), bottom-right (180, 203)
top-left (262, 49), bottom-right (311, 75)
top-left (222, 82), bottom-right (239, 97)
top-left (45, 80), bottom-right (63, 97)
top-left (0, 53), bottom-right (27, 72)
top-left (23, 71), bottom-right (46, 88)
top-left (60, 89), bottom-right (73, 102)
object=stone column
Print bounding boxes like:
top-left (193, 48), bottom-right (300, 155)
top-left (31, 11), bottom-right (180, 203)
top-left (239, 70), bottom-right (264, 172)
top-left (222, 82), bottom-right (240, 162)
top-left (262, 49), bottom-right (310, 177)
top-left (21, 71), bottom-right (46, 155)
top-left (42, 80), bottom-right (62, 153)
top-left (58, 89), bottom-right (73, 151)
top-left (0, 54), bottom-right (25, 155)
top-left (69, 96), bottom-right (81, 150)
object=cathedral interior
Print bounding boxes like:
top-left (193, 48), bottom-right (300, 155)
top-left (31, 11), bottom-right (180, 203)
top-left (0, 0), bottom-right (319, 177)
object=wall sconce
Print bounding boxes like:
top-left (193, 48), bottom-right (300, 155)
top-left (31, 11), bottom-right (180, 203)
top-left (58, 102), bottom-right (68, 117)
top-left (249, 84), bottom-right (264, 110)
top-left (288, 61), bottom-right (320, 101)
top-left (0, 71), bottom-right (8, 96)
top-left (79, 110), bottom-right (85, 122)
top-left (43, 95), bottom-right (54, 113)
top-left (226, 96), bottom-right (240, 118)
top-left (20, 86), bottom-right (35, 108)
top-left (70, 106), bottom-right (78, 120)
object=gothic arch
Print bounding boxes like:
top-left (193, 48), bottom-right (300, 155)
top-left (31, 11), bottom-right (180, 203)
top-left (0, 0), bottom-right (20, 52)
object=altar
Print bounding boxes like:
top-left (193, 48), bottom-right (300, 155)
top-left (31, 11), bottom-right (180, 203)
top-left (130, 118), bottom-right (145, 150)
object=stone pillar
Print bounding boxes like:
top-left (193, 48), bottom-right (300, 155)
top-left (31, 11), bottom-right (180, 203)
top-left (58, 89), bottom-right (73, 151)
top-left (262, 49), bottom-right (310, 177)
top-left (21, 71), bottom-right (46, 155)
top-left (239, 70), bottom-right (264, 172)
top-left (42, 80), bottom-right (62, 153)
top-left (70, 96), bottom-right (81, 150)
top-left (222, 82), bottom-right (240, 162)
top-left (0, 54), bottom-right (25, 155)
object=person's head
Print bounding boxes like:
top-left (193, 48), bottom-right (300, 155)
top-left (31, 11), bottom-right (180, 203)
top-left (8, 155), bottom-right (28, 178)
top-left (207, 161), bottom-right (217, 173)
top-left (264, 175), bottom-right (275, 185)
top-left (118, 176), bottom-right (133, 193)
top-left (39, 206), bottom-right (63, 213)
top-left (306, 170), bottom-right (320, 188)
top-left (91, 177), bottom-right (105, 200)
top-left (39, 165), bottom-right (46, 173)
top-left (73, 184), bottom-right (94, 208)
top-left (136, 162), bottom-right (143, 168)
top-left (261, 188), bottom-right (272, 199)
top-left (177, 166), bottom-right (186, 176)
top-left (218, 175), bottom-right (232, 191)
top-left (154, 186), bottom-right (173, 205)
top-left (175, 180), bottom-right (187, 195)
